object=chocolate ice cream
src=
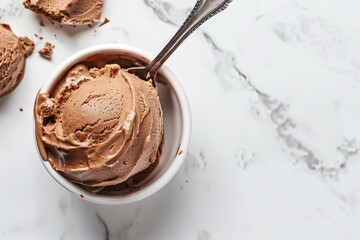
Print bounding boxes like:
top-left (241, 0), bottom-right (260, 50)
top-left (23, 0), bottom-right (104, 25)
top-left (34, 62), bottom-right (163, 193)
top-left (0, 24), bottom-right (32, 97)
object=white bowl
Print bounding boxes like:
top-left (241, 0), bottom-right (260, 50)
top-left (35, 44), bottom-right (191, 205)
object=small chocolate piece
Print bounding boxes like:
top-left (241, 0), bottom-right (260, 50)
top-left (99, 18), bottom-right (109, 27)
top-left (38, 42), bottom-right (53, 60)
top-left (19, 108), bottom-right (23, 112)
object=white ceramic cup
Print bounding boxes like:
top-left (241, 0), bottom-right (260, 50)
top-left (35, 44), bottom-right (191, 205)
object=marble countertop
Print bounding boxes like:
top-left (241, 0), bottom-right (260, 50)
top-left (1, 0), bottom-right (360, 239)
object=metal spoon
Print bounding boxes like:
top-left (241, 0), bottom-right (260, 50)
top-left (127, 0), bottom-right (233, 87)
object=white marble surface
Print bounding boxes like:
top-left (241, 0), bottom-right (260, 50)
top-left (1, 0), bottom-right (360, 239)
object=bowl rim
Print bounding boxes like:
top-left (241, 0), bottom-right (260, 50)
top-left (36, 44), bottom-right (191, 205)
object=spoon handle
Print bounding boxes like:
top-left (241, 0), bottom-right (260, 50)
top-left (145, 0), bottom-right (232, 78)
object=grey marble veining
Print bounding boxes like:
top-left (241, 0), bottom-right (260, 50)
top-left (96, 212), bottom-right (110, 240)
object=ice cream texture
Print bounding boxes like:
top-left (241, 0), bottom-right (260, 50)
top-left (23, 0), bottom-right (104, 25)
top-left (0, 24), bottom-right (27, 97)
top-left (34, 63), bottom-right (164, 193)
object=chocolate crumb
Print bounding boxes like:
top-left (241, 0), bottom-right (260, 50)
top-left (39, 19), bottom-right (45, 26)
top-left (19, 37), bottom-right (35, 57)
top-left (34, 33), bottom-right (43, 40)
top-left (178, 150), bottom-right (183, 155)
top-left (80, 194), bottom-right (84, 198)
top-left (38, 42), bottom-right (53, 60)
top-left (19, 108), bottom-right (23, 112)
top-left (88, 24), bottom-right (92, 28)
top-left (99, 18), bottom-right (110, 27)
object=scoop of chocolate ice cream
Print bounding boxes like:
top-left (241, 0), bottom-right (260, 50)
top-left (23, 0), bottom-right (104, 25)
top-left (34, 63), bottom-right (164, 193)
top-left (0, 24), bottom-right (26, 97)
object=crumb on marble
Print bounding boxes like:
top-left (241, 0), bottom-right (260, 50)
top-left (38, 42), bottom-right (54, 60)
top-left (99, 18), bottom-right (110, 27)
top-left (34, 33), bottom-right (43, 40)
